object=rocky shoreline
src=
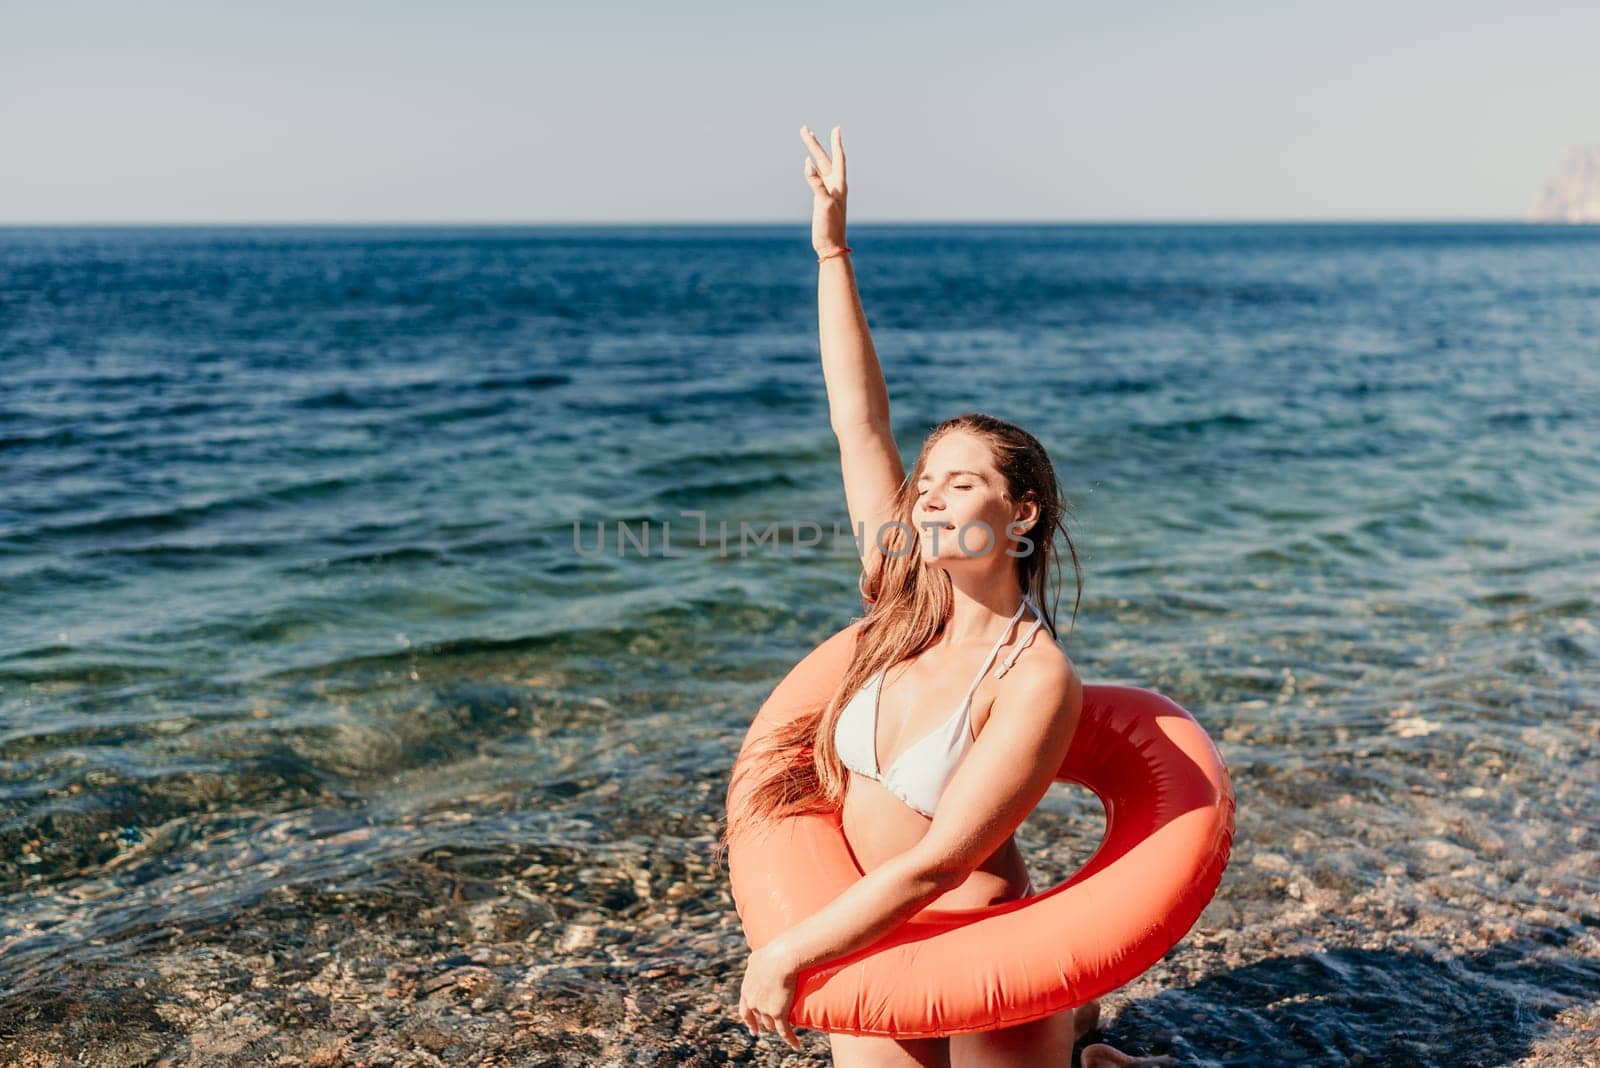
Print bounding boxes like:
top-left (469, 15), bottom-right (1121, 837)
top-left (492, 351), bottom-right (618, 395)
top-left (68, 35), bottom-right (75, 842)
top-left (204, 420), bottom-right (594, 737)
top-left (3, 779), bottom-right (1596, 1066)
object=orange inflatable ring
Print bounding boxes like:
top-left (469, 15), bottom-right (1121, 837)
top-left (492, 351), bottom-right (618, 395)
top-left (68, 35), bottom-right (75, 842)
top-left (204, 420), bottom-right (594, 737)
top-left (726, 619), bottom-right (1236, 1038)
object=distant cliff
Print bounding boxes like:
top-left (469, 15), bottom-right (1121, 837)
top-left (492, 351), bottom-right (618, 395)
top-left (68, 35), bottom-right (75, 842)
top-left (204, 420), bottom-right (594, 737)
top-left (1529, 146), bottom-right (1600, 223)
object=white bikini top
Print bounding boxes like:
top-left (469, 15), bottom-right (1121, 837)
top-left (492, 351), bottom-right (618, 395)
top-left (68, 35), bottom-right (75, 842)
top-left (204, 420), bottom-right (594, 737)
top-left (833, 596), bottom-right (1047, 818)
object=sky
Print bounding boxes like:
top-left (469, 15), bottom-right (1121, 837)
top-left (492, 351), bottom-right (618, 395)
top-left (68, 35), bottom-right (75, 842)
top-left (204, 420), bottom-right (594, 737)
top-left (1, 1), bottom-right (1595, 224)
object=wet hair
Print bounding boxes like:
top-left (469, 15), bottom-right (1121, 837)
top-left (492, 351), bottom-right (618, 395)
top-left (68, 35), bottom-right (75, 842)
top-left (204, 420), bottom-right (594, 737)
top-left (717, 411), bottom-right (1084, 865)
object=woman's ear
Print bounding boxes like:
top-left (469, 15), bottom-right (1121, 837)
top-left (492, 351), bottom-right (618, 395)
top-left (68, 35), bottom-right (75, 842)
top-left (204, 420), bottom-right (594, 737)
top-left (1012, 495), bottom-right (1041, 532)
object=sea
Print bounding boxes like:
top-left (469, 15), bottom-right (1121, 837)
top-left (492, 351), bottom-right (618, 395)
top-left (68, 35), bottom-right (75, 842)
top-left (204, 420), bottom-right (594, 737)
top-left (0, 223), bottom-right (1596, 1066)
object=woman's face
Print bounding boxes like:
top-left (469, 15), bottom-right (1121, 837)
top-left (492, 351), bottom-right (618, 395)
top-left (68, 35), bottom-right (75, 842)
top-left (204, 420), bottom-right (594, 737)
top-left (912, 432), bottom-right (1034, 565)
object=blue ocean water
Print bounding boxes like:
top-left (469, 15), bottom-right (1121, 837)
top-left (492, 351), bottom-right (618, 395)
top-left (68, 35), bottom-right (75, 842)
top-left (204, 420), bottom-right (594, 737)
top-left (0, 223), bottom-right (1597, 1064)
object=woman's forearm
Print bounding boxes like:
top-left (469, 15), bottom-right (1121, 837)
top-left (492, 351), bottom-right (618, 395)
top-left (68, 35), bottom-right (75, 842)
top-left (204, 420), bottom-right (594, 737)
top-left (818, 255), bottom-right (891, 431)
top-left (766, 848), bottom-right (952, 975)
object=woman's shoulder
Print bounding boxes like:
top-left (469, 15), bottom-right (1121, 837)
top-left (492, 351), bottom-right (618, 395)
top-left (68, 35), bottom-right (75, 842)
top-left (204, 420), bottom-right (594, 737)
top-left (1021, 636), bottom-right (1074, 673)
top-left (970, 632), bottom-right (1075, 730)
top-left (1001, 632), bottom-right (1078, 703)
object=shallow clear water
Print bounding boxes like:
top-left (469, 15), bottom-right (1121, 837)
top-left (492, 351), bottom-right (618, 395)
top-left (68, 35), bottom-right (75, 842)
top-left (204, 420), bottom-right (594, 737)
top-left (1, 223), bottom-right (1596, 1065)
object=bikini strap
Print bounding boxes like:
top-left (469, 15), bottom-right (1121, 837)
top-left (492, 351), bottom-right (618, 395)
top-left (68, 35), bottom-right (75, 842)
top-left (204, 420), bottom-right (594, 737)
top-left (994, 597), bottom-right (1047, 680)
top-left (957, 598), bottom-right (1031, 707)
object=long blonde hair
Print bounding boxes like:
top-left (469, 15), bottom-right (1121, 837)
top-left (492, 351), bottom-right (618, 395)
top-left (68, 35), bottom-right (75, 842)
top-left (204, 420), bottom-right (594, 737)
top-left (718, 412), bottom-right (1084, 863)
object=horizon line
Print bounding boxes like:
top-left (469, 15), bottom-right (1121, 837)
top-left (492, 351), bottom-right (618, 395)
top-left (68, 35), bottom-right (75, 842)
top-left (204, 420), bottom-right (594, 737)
top-left (0, 216), bottom-right (1584, 228)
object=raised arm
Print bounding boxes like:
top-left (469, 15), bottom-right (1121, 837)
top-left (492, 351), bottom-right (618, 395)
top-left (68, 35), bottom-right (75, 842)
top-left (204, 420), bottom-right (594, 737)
top-left (802, 125), bottom-right (906, 574)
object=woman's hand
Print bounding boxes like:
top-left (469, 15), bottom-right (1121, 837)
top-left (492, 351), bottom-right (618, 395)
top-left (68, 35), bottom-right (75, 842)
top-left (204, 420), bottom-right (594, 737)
top-left (736, 941), bottom-right (803, 1049)
top-left (800, 124), bottom-right (848, 257)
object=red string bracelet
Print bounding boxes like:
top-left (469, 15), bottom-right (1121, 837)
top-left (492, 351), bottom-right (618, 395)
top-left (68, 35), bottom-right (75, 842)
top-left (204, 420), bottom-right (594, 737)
top-left (817, 246), bottom-right (853, 264)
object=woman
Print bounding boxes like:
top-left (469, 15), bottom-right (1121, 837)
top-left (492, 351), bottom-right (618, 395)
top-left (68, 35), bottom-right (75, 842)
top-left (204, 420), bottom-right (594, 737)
top-left (726, 125), bottom-right (1176, 1067)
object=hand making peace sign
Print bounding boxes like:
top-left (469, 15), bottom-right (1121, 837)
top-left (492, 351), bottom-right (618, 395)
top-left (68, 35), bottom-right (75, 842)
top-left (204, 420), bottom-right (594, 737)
top-left (800, 124), bottom-right (849, 257)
